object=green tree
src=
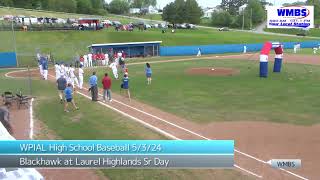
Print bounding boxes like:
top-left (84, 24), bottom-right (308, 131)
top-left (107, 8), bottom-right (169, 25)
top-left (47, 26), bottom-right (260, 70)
top-left (90, 0), bottom-right (104, 9)
top-left (174, 0), bottom-right (186, 24)
top-left (184, 0), bottom-right (203, 24)
top-left (211, 10), bottom-right (233, 27)
top-left (48, 0), bottom-right (77, 13)
top-left (109, 0), bottom-right (129, 14)
top-left (131, 0), bottom-right (157, 8)
top-left (0, 0), bottom-right (14, 6)
top-left (220, 0), bottom-right (246, 15)
top-left (245, 0), bottom-right (266, 25)
top-left (306, 0), bottom-right (320, 19)
top-left (162, 2), bottom-right (176, 23)
top-left (76, 0), bottom-right (93, 14)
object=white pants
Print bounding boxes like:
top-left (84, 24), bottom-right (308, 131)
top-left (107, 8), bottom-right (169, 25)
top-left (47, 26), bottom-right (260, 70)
top-left (39, 65), bottom-right (43, 77)
top-left (71, 76), bottom-right (79, 88)
top-left (314, 49), bottom-right (317, 54)
top-left (88, 59), bottom-right (92, 67)
top-left (79, 76), bottom-right (83, 89)
top-left (112, 69), bottom-right (118, 79)
top-left (102, 60), bottom-right (106, 66)
top-left (84, 60), bottom-right (88, 67)
top-left (105, 58), bottom-right (109, 66)
top-left (197, 51), bottom-right (201, 57)
top-left (293, 47), bottom-right (297, 53)
top-left (43, 70), bottom-right (48, 80)
top-left (243, 48), bottom-right (247, 53)
top-left (55, 72), bottom-right (60, 80)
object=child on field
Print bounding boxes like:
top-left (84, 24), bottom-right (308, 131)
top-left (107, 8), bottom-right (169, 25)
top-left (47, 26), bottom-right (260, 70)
top-left (145, 63), bottom-right (152, 85)
top-left (120, 74), bottom-right (131, 101)
top-left (64, 83), bottom-right (79, 112)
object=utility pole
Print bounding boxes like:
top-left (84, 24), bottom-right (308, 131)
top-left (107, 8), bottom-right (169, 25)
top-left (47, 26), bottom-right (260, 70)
top-left (250, 8), bottom-right (253, 30)
top-left (242, 10), bottom-right (245, 30)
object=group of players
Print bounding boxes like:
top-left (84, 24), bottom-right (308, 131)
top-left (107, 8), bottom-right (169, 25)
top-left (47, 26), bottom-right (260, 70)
top-left (48, 50), bottom-right (128, 91)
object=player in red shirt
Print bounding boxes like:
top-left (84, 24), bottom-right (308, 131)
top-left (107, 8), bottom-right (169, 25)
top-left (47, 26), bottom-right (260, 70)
top-left (102, 73), bottom-right (112, 102)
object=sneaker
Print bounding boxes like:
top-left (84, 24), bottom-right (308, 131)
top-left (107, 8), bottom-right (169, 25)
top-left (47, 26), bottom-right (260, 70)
top-left (64, 110), bottom-right (69, 113)
top-left (75, 107), bottom-right (79, 110)
top-left (103, 100), bottom-right (106, 103)
top-left (109, 99), bottom-right (113, 102)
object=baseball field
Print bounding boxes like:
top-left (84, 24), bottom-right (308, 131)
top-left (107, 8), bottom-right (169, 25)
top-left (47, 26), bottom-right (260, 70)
top-left (1, 8), bottom-right (320, 180)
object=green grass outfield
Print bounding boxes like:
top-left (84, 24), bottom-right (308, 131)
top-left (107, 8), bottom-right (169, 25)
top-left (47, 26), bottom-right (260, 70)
top-left (0, 69), bottom-right (252, 179)
top-left (0, 27), bottom-right (311, 67)
top-left (89, 58), bottom-right (320, 125)
top-left (264, 28), bottom-right (320, 37)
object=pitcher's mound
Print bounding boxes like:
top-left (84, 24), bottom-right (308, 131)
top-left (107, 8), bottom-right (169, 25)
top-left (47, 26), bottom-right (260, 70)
top-left (186, 67), bottom-right (240, 76)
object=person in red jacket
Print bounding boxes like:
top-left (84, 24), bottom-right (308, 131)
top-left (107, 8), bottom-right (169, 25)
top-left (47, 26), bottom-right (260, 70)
top-left (102, 73), bottom-right (112, 102)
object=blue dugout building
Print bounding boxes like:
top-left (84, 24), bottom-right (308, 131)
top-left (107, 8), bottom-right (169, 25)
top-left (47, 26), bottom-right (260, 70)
top-left (89, 41), bottom-right (162, 58)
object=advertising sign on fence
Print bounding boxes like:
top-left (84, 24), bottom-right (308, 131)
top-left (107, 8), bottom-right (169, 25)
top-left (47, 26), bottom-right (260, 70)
top-left (267, 6), bottom-right (314, 29)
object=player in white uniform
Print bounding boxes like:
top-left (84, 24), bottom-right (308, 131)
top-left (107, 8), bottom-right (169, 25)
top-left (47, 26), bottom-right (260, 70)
top-left (54, 63), bottom-right (61, 80)
top-left (59, 64), bottom-right (65, 78)
top-left (243, 45), bottom-right (247, 54)
top-left (83, 54), bottom-right (88, 67)
top-left (110, 62), bottom-right (118, 79)
top-left (105, 53), bottom-right (109, 66)
top-left (88, 53), bottom-right (93, 67)
top-left (313, 47), bottom-right (318, 54)
top-left (37, 54), bottom-right (43, 78)
top-left (197, 48), bottom-right (201, 57)
top-left (69, 65), bottom-right (79, 88)
top-left (78, 65), bottom-right (84, 90)
top-left (64, 65), bottom-right (71, 84)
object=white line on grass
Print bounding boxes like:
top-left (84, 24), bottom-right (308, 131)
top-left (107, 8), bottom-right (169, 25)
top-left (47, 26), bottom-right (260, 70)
top-left (29, 98), bottom-right (34, 140)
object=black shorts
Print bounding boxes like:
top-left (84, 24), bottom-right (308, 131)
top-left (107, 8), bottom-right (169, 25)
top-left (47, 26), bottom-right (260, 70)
top-left (66, 98), bottom-right (72, 102)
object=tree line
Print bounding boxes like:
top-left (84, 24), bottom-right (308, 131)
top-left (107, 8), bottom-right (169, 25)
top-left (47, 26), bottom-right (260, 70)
top-left (211, 0), bottom-right (268, 29)
top-left (0, 0), bottom-right (158, 15)
top-left (162, 0), bottom-right (203, 24)
top-left (0, 0), bottom-right (106, 15)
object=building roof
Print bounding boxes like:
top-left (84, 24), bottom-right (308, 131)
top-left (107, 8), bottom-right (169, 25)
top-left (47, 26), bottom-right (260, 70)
top-left (90, 41), bottom-right (162, 48)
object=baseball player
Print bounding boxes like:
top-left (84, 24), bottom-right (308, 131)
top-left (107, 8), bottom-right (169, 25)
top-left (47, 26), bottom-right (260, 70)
top-left (243, 45), bottom-right (247, 54)
top-left (65, 65), bottom-right (71, 84)
top-left (78, 65), bottom-right (84, 90)
top-left (313, 47), bottom-right (318, 54)
top-left (88, 53), bottom-right (93, 67)
top-left (83, 54), bottom-right (88, 67)
top-left (105, 53), bottom-right (109, 66)
top-left (69, 65), bottom-right (79, 88)
top-left (54, 63), bottom-right (61, 80)
top-left (60, 63), bottom-right (66, 78)
top-left (109, 62), bottom-right (118, 80)
top-left (38, 55), bottom-right (44, 78)
top-left (42, 56), bottom-right (48, 80)
top-left (197, 48), bottom-right (202, 57)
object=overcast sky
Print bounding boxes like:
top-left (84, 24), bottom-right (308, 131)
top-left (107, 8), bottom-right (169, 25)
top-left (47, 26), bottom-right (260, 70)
top-left (105, 0), bottom-right (306, 8)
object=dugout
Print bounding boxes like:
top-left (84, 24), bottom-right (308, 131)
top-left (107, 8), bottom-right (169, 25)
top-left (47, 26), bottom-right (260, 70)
top-left (89, 41), bottom-right (162, 58)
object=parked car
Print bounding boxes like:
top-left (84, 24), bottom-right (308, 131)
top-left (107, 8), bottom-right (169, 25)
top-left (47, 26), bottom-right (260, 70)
top-left (180, 23), bottom-right (188, 29)
top-left (102, 20), bottom-right (112, 25)
top-left (186, 24), bottom-right (196, 29)
top-left (218, 27), bottom-right (229, 31)
top-left (112, 21), bottom-right (121, 26)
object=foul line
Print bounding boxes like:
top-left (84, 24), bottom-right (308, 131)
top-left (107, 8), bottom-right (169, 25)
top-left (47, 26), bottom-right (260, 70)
top-left (76, 91), bottom-right (262, 179)
top-left (29, 98), bottom-right (34, 140)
